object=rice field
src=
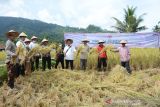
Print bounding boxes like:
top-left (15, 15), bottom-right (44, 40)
top-left (74, 48), bottom-right (160, 71)
top-left (0, 66), bottom-right (160, 107)
top-left (0, 48), bottom-right (160, 107)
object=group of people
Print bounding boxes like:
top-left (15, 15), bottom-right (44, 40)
top-left (5, 29), bottom-right (131, 89)
top-left (63, 38), bottom-right (131, 73)
top-left (5, 30), bottom-right (53, 89)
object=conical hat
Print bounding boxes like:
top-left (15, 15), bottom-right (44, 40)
top-left (31, 36), bottom-right (38, 40)
top-left (24, 38), bottom-right (31, 42)
top-left (6, 30), bottom-right (19, 37)
top-left (41, 38), bottom-right (49, 43)
top-left (19, 32), bottom-right (27, 37)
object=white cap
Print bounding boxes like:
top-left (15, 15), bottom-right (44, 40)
top-left (82, 39), bottom-right (89, 42)
top-left (120, 40), bottom-right (127, 44)
top-left (98, 40), bottom-right (105, 44)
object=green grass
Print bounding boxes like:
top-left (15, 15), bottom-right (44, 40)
top-left (0, 66), bottom-right (7, 86)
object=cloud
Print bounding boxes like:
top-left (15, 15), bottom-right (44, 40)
top-left (0, 0), bottom-right (160, 31)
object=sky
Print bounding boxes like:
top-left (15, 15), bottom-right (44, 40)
top-left (0, 0), bottom-right (160, 32)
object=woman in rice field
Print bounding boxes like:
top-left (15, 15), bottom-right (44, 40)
top-left (97, 40), bottom-right (107, 71)
top-left (111, 40), bottom-right (132, 74)
top-left (41, 39), bottom-right (51, 71)
top-left (63, 39), bottom-right (76, 70)
top-left (29, 36), bottom-right (40, 71)
top-left (5, 30), bottom-right (19, 89)
top-left (79, 39), bottom-right (90, 71)
top-left (16, 32), bottom-right (27, 77)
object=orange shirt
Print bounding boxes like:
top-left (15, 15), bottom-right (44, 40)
top-left (97, 45), bottom-right (107, 58)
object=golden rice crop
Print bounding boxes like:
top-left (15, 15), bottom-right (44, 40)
top-left (74, 48), bottom-right (160, 70)
top-left (0, 51), bottom-right (6, 61)
top-left (0, 44), bottom-right (159, 70)
top-left (0, 66), bottom-right (160, 107)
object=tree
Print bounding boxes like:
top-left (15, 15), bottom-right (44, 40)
top-left (86, 25), bottom-right (103, 33)
top-left (112, 6), bottom-right (146, 32)
top-left (153, 21), bottom-right (160, 32)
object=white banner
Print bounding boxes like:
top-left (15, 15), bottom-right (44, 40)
top-left (64, 32), bottom-right (160, 48)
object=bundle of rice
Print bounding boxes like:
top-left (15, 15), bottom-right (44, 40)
top-left (27, 45), bottom-right (40, 58)
top-left (16, 44), bottom-right (27, 64)
top-left (39, 44), bottom-right (56, 55)
top-left (100, 44), bottom-right (114, 54)
top-left (76, 44), bottom-right (85, 56)
top-left (89, 47), bottom-right (97, 54)
top-left (108, 65), bottom-right (129, 83)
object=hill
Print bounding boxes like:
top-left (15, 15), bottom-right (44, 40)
top-left (0, 16), bottom-right (112, 43)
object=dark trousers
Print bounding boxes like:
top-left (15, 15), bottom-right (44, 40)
top-left (55, 58), bottom-right (64, 69)
top-left (80, 59), bottom-right (87, 70)
top-left (121, 61), bottom-right (131, 74)
top-left (15, 63), bottom-right (25, 77)
top-left (42, 56), bottom-right (51, 71)
top-left (31, 56), bottom-right (40, 71)
top-left (97, 58), bottom-right (107, 71)
top-left (65, 60), bottom-right (74, 70)
top-left (6, 62), bottom-right (16, 89)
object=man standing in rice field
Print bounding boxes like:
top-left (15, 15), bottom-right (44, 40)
top-left (16, 32), bottom-right (27, 77)
top-left (97, 40), bottom-right (107, 71)
top-left (24, 38), bottom-right (31, 51)
top-left (41, 39), bottom-right (51, 71)
top-left (79, 39), bottom-right (90, 71)
top-left (29, 36), bottom-right (40, 71)
top-left (5, 30), bottom-right (19, 89)
top-left (63, 39), bottom-right (76, 70)
top-left (55, 44), bottom-right (65, 69)
top-left (24, 38), bottom-right (31, 75)
top-left (111, 40), bottom-right (132, 74)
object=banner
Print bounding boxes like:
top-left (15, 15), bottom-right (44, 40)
top-left (64, 32), bottom-right (160, 48)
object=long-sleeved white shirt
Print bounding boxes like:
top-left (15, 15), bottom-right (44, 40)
top-left (29, 41), bottom-right (38, 49)
top-left (63, 45), bottom-right (76, 60)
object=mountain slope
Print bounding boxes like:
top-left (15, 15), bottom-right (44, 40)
top-left (0, 16), bottom-right (111, 42)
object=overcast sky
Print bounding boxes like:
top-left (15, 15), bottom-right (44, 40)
top-left (0, 0), bottom-right (160, 32)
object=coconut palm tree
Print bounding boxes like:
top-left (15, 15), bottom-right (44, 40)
top-left (153, 21), bottom-right (160, 32)
top-left (112, 6), bottom-right (146, 32)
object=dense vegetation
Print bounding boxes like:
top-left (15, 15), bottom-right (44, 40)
top-left (0, 16), bottom-right (111, 43)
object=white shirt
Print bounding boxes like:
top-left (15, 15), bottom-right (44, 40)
top-left (16, 40), bottom-right (26, 48)
top-left (29, 41), bottom-right (38, 49)
top-left (63, 45), bottom-right (76, 60)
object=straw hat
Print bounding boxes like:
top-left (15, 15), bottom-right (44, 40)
top-left (6, 30), bottom-right (19, 37)
top-left (120, 40), bottom-right (127, 44)
top-left (82, 39), bottom-right (89, 42)
top-left (41, 38), bottom-right (49, 43)
top-left (19, 32), bottom-right (27, 37)
top-left (65, 39), bottom-right (73, 44)
top-left (98, 40), bottom-right (105, 44)
top-left (24, 38), bottom-right (31, 43)
top-left (31, 36), bottom-right (38, 40)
